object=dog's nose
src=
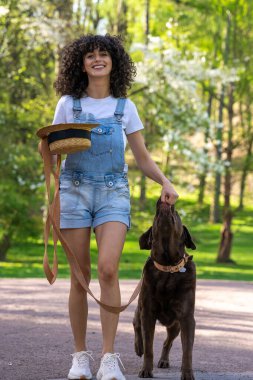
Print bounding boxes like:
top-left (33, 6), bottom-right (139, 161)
top-left (159, 203), bottom-right (172, 217)
top-left (160, 202), bottom-right (174, 212)
top-left (158, 204), bottom-right (176, 221)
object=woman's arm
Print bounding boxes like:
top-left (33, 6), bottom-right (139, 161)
top-left (127, 131), bottom-right (179, 205)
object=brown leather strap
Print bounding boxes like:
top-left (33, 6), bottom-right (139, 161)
top-left (40, 138), bottom-right (143, 314)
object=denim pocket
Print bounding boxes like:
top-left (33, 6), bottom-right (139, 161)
top-left (114, 177), bottom-right (130, 197)
top-left (60, 178), bottom-right (80, 212)
top-left (107, 177), bottom-right (130, 212)
top-left (90, 126), bottom-right (114, 156)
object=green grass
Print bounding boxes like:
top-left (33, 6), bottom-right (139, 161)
top-left (1, 185), bottom-right (253, 282)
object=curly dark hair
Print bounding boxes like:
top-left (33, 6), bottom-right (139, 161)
top-left (54, 34), bottom-right (136, 98)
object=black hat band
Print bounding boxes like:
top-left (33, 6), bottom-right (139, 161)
top-left (48, 129), bottom-right (91, 144)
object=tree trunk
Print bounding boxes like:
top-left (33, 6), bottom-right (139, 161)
top-left (211, 93), bottom-right (225, 222)
top-left (116, 0), bottom-right (128, 36)
top-left (139, 0), bottom-right (150, 209)
top-left (217, 83), bottom-right (235, 263)
top-left (238, 135), bottom-right (253, 210)
top-left (164, 153), bottom-right (171, 178)
top-left (217, 209), bottom-right (235, 263)
top-left (198, 174), bottom-right (206, 205)
top-left (140, 174), bottom-right (146, 208)
top-left (217, 11), bottom-right (236, 264)
top-left (76, 0), bottom-right (101, 33)
top-left (211, 12), bottom-right (231, 223)
top-left (145, 0), bottom-right (150, 45)
top-left (224, 83), bottom-right (234, 209)
top-left (0, 234), bottom-right (11, 261)
top-left (198, 88), bottom-right (213, 204)
top-left (238, 102), bottom-right (253, 210)
top-left (217, 14), bottom-right (236, 263)
top-left (55, 0), bottom-right (74, 43)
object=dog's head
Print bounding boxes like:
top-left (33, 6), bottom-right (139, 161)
top-left (139, 198), bottom-right (196, 256)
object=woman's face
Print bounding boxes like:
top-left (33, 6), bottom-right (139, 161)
top-left (83, 48), bottom-right (112, 79)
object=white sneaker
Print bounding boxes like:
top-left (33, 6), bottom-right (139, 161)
top-left (68, 350), bottom-right (94, 380)
top-left (96, 353), bottom-right (126, 380)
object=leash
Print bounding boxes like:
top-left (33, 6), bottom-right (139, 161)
top-left (40, 138), bottom-right (144, 314)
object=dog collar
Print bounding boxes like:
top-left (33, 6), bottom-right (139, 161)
top-left (153, 254), bottom-right (189, 273)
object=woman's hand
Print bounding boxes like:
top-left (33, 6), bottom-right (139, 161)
top-left (38, 140), bottom-right (43, 157)
top-left (38, 139), bottom-right (57, 165)
top-left (161, 179), bottom-right (179, 205)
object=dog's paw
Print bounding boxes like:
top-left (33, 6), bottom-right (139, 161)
top-left (181, 369), bottom-right (195, 380)
top-left (157, 358), bottom-right (169, 368)
top-left (138, 368), bottom-right (153, 378)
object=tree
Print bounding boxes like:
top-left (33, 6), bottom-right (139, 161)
top-left (0, 1), bottom-right (63, 260)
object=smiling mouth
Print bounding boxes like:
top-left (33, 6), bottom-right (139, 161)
top-left (92, 65), bottom-right (105, 69)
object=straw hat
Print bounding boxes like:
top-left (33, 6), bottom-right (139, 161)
top-left (36, 123), bottom-right (99, 154)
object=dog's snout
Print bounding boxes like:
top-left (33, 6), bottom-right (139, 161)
top-left (159, 202), bottom-right (175, 215)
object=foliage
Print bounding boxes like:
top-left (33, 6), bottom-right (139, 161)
top-left (0, 1), bottom-right (57, 258)
top-left (0, 0), bottom-right (252, 262)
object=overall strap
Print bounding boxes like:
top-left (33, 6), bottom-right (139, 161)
top-left (73, 97), bottom-right (82, 119)
top-left (114, 98), bottom-right (126, 121)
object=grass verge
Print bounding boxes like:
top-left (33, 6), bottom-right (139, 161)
top-left (1, 187), bottom-right (253, 282)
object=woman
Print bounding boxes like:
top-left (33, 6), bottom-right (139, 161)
top-left (51, 34), bottom-right (178, 380)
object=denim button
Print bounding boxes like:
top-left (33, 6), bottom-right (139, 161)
top-left (97, 128), bottom-right (102, 133)
top-left (110, 149), bottom-right (112, 153)
top-left (74, 180), bottom-right (80, 186)
top-left (108, 181), bottom-right (114, 187)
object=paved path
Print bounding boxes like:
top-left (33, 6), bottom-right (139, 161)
top-left (48, 372), bottom-right (253, 379)
top-left (48, 373), bottom-right (253, 380)
top-left (1, 279), bottom-right (253, 380)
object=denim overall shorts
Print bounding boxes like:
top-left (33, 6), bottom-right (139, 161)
top-left (59, 97), bottom-right (131, 230)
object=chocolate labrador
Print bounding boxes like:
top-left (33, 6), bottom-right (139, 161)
top-left (133, 199), bottom-right (196, 379)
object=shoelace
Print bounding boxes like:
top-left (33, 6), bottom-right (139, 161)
top-left (72, 350), bottom-right (94, 367)
top-left (103, 353), bottom-right (125, 371)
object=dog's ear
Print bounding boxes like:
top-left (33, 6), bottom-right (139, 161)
top-left (183, 225), bottom-right (196, 250)
top-left (139, 227), bottom-right (153, 250)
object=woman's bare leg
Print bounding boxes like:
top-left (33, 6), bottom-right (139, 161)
top-left (61, 227), bottom-right (91, 352)
top-left (95, 222), bottom-right (127, 354)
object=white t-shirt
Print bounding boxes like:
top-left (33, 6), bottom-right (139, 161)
top-left (52, 95), bottom-right (144, 149)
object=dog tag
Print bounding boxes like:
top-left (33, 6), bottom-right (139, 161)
top-left (179, 267), bottom-right (186, 273)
